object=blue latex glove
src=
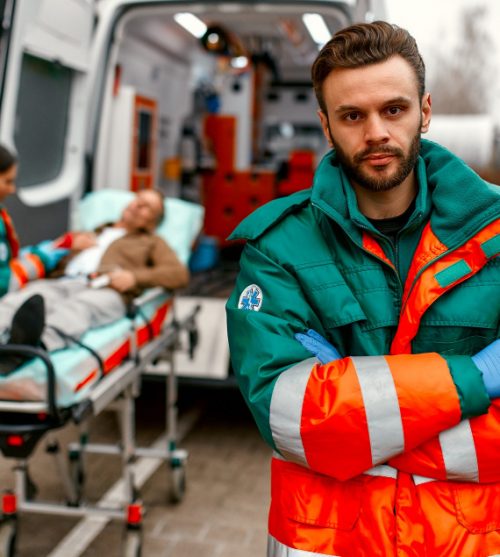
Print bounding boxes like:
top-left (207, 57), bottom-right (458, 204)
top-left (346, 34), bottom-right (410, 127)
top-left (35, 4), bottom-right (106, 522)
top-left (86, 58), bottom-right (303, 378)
top-left (32, 240), bottom-right (69, 271)
top-left (472, 339), bottom-right (500, 399)
top-left (295, 329), bottom-right (342, 364)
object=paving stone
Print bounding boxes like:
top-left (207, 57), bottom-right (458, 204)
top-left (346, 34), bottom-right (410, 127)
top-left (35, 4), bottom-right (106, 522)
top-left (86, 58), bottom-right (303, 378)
top-left (167, 539), bottom-right (220, 557)
top-left (153, 516), bottom-right (209, 540)
top-left (216, 538), bottom-right (268, 557)
top-left (143, 536), bottom-right (177, 556)
top-left (202, 523), bottom-right (253, 545)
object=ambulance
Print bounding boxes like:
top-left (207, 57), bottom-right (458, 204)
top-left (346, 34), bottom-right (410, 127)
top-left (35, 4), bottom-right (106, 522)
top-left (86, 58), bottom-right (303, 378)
top-left (0, 0), bottom-right (385, 382)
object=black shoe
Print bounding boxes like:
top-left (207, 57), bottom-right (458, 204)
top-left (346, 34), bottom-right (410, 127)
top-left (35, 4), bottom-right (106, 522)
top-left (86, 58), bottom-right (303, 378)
top-left (8, 294), bottom-right (45, 347)
top-left (0, 294), bottom-right (46, 376)
top-left (0, 354), bottom-right (26, 376)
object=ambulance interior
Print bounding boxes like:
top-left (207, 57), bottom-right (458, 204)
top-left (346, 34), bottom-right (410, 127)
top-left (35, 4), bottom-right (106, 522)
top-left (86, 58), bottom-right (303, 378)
top-left (95, 2), bottom-right (363, 250)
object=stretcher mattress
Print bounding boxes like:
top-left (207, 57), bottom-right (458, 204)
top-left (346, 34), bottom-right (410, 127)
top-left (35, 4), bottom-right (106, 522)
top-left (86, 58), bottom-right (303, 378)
top-left (0, 294), bottom-right (171, 407)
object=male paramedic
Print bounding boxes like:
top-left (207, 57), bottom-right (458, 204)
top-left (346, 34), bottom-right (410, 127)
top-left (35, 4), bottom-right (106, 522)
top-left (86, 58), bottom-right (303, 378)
top-left (0, 188), bottom-right (189, 374)
top-left (0, 144), bottom-right (69, 295)
top-left (226, 21), bottom-right (500, 557)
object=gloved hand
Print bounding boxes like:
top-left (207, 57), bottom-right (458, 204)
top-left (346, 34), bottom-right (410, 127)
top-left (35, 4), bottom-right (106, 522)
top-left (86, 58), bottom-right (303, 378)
top-left (295, 329), bottom-right (342, 364)
top-left (472, 339), bottom-right (500, 399)
top-left (31, 240), bottom-right (69, 272)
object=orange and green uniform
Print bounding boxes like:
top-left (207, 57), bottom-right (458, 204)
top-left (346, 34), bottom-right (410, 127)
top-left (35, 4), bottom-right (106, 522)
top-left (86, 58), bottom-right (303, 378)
top-left (226, 139), bottom-right (500, 557)
top-left (0, 206), bottom-right (71, 296)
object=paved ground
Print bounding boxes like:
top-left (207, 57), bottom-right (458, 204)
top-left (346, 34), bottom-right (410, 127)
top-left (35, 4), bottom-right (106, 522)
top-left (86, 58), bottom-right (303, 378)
top-left (0, 384), bottom-right (271, 556)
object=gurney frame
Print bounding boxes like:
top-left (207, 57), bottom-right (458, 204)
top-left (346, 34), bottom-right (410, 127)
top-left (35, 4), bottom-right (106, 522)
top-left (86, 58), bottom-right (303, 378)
top-left (0, 290), bottom-right (199, 557)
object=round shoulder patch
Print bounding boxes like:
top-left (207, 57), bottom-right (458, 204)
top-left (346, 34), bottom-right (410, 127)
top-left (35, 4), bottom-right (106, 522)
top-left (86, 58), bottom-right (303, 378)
top-left (238, 284), bottom-right (263, 311)
top-left (0, 243), bottom-right (8, 262)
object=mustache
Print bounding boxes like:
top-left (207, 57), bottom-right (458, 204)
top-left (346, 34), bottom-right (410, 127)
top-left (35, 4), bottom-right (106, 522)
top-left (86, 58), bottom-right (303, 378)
top-left (354, 145), bottom-right (404, 164)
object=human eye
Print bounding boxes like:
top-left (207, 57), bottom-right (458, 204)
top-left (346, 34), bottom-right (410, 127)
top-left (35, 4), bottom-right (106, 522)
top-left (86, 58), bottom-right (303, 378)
top-left (385, 106), bottom-right (404, 117)
top-left (343, 111), bottom-right (362, 122)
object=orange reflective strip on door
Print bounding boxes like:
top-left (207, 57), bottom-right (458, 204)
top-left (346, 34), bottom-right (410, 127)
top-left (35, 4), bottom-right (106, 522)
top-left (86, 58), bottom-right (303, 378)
top-left (362, 232), bottom-right (395, 269)
top-left (391, 220), bottom-right (500, 354)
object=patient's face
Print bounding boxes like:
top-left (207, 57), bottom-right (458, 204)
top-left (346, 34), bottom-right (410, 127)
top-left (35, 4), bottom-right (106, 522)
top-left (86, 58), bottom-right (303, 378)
top-left (121, 190), bottom-right (163, 232)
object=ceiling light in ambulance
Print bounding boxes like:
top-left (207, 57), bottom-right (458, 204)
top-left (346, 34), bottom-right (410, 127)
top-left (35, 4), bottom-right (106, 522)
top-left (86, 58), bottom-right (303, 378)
top-left (174, 13), bottom-right (207, 38)
top-left (302, 13), bottom-right (331, 47)
top-left (231, 56), bottom-right (249, 70)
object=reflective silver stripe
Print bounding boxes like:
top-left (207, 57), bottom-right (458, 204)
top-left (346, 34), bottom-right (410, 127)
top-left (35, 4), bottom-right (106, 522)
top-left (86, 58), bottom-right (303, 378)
top-left (8, 271), bottom-right (22, 291)
top-left (21, 256), bottom-right (42, 280)
top-left (412, 474), bottom-right (437, 486)
top-left (269, 358), bottom-right (316, 467)
top-left (352, 356), bottom-right (404, 465)
top-left (439, 420), bottom-right (479, 482)
top-left (363, 464), bottom-right (398, 479)
top-left (268, 535), bottom-right (339, 557)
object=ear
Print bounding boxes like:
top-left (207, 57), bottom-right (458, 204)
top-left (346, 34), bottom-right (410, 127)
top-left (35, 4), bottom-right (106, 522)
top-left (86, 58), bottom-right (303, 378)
top-left (318, 109), bottom-right (334, 148)
top-left (420, 93), bottom-right (432, 134)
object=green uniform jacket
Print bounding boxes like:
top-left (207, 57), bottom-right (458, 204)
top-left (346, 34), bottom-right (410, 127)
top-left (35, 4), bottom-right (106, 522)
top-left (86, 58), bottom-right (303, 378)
top-left (226, 139), bottom-right (500, 555)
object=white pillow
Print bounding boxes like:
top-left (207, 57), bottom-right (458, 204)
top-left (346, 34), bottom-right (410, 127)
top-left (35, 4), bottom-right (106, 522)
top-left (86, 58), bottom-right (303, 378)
top-left (76, 189), bottom-right (204, 264)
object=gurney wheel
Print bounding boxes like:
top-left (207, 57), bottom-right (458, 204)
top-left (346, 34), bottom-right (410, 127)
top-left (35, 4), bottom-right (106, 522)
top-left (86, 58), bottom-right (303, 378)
top-left (123, 529), bottom-right (142, 557)
top-left (0, 520), bottom-right (16, 557)
top-left (170, 465), bottom-right (186, 504)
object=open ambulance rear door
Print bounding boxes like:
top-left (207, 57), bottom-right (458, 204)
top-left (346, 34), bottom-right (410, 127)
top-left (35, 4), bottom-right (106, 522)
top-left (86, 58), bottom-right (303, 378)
top-left (0, 0), bottom-right (95, 244)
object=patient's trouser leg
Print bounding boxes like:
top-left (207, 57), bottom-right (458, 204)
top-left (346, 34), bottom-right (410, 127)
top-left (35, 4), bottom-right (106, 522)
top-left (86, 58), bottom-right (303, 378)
top-left (0, 278), bottom-right (126, 351)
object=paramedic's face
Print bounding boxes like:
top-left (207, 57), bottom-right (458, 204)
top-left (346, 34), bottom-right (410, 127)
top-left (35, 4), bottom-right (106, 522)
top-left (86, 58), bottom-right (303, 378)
top-left (0, 164), bottom-right (17, 202)
top-left (318, 56), bottom-right (431, 193)
top-left (122, 190), bottom-right (163, 232)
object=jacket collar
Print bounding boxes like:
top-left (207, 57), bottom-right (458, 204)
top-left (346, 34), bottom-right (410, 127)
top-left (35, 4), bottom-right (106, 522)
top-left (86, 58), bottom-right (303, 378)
top-left (311, 139), bottom-right (499, 248)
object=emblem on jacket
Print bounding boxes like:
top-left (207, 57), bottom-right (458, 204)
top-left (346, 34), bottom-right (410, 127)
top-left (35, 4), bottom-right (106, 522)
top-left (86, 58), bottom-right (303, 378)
top-left (0, 243), bottom-right (7, 262)
top-left (238, 284), bottom-right (263, 311)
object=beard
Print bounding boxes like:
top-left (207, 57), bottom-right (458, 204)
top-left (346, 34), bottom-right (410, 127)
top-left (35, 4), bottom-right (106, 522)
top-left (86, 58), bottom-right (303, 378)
top-left (330, 126), bottom-right (421, 193)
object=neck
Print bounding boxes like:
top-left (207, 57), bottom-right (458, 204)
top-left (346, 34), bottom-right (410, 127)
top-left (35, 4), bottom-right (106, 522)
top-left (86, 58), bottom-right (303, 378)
top-left (351, 171), bottom-right (417, 219)
top-left (113, 220), bottom-right (129, 230)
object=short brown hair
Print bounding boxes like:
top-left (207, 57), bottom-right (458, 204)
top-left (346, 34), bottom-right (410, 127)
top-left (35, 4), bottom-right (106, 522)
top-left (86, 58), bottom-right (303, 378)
top-left (312, 21), bottom-right (425, 114)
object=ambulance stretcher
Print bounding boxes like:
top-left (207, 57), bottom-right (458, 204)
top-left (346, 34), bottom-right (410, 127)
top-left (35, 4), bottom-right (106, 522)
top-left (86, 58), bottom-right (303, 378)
top-left (0, 191), bottom-right (204, 557)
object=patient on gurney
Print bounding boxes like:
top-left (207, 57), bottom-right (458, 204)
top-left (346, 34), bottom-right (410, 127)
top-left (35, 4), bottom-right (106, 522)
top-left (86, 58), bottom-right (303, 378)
top-left (0, 189), bottom-right (189, 374)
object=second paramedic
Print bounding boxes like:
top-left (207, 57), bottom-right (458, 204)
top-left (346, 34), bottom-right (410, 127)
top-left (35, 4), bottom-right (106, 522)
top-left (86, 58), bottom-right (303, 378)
top-left (0, 144), bottom-right (72, 296)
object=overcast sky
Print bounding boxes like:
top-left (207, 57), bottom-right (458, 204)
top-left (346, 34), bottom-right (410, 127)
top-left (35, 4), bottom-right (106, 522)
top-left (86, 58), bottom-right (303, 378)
top-left (384, 0), bottom-right (500, 53)
top-left (383, 0), bottom-right (500, 121)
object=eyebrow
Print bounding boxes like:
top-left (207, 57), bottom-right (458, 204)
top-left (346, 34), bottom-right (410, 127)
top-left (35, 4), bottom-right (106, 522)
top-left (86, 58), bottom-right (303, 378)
top-left (334, 96), bottom-right (412, 114)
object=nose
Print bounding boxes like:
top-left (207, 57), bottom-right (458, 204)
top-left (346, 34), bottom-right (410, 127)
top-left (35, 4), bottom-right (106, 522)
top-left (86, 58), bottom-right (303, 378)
top-left (364, 114), bottom-right (389, 144)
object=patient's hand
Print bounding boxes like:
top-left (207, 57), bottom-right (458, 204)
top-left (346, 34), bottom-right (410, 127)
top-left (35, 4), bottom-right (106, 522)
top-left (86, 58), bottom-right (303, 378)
top-left (71, 232), bottom-right (97, 251)
top-left (108, 269), bottom-right (137, 293)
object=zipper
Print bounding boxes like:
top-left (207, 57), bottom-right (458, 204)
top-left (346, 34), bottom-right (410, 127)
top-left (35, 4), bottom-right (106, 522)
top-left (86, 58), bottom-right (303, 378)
top-left (312, 200), bottom-right (405, 298)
